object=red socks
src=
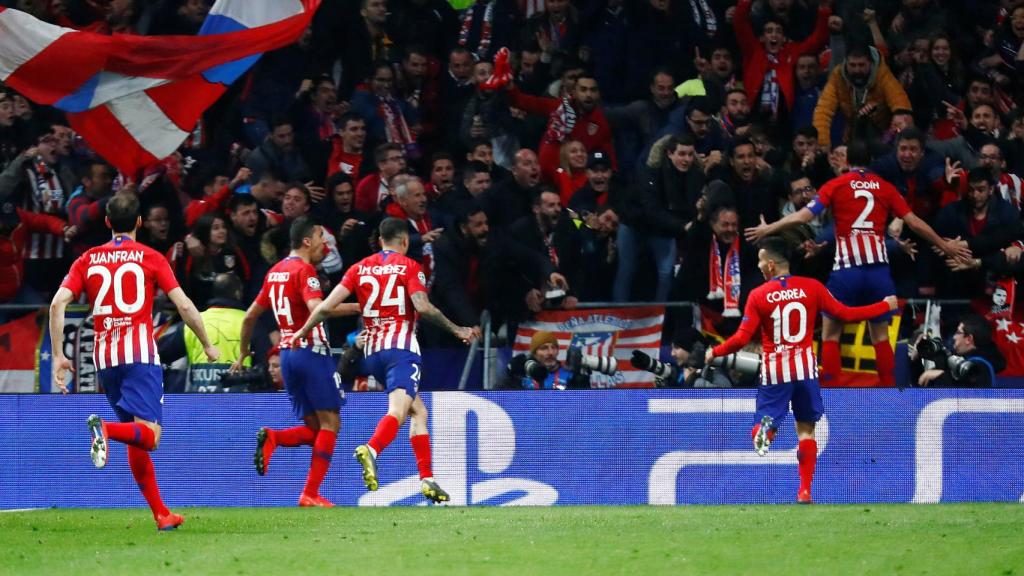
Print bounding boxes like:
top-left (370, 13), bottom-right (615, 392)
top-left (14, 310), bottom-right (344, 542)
top-left (368, 415), bottom-right (399, 455)
top-left (274, 425), bottom-right (316, 447)
top-left (873, 341), bottom-right (895, 387)
top-left (410, 434), bottom-right (433, 480)
top-left (797, 439), bottom-right (817, 494)
top-left (127, 445), bottom-right (170, 519)
top-left (106, 422), bottom-right (156, 450)
top-left (303, 430), bottom-right (336, 497)
top-left (820, 341), bottom-right (840, 385)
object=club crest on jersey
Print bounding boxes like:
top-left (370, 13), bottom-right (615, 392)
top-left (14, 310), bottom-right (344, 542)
top-left (224, 255), bottom-right (236, 269)
top-left (307, 277), bottom-right (321, 290)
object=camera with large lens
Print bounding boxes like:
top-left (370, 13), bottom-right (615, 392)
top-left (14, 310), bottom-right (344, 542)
top-left (631, 350), bottom-right (677, 385)
top-left (916, 337), bottom-right (945, 360)
top-left (689, 342), bottom-right (762, 385)
top-left (566, 346), bottom-right (618, 375)
top-left (507, 353), bottom-right (550, 382)
top-left (945, 355), bottom-right (979, 380)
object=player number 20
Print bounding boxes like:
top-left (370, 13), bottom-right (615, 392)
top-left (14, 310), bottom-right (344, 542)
top-left (359, 275), bottom-right (406, 317)
top-left (87, 263), bottom-right (145, 316)
top-left (770, 302), bottom-right (807, 344)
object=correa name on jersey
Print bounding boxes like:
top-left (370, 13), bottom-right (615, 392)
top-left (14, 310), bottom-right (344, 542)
top-left (88, 250), bottom-right (145, 265)
top-left (765, 288), bottom-right (808, 303)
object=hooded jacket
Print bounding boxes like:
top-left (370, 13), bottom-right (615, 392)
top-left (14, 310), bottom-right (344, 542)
top-left (813, 46), bottom-right (912, 149)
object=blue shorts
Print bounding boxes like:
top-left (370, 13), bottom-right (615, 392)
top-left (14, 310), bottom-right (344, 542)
top-left (756, 378), bottom-right (823, 428)
top-left (98, 364), bottom-right (164, 424)
top-left (363, 349), bottom-right (422, 397)
top-left (280, 348), bottom-right (345, 419)
top-left (825, 264), bottom-right (895, 322)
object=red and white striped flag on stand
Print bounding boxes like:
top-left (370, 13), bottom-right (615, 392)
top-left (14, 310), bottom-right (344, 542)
top-left (513, 306), bottom-right (665, 388)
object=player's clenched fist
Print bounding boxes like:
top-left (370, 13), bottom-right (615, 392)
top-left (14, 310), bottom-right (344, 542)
top-left (884, 296), bottom-right (899, 311)
top-left (204, 345), bottom-right (221, 363)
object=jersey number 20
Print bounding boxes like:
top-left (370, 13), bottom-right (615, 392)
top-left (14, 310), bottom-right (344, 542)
top-left (87, 263), bottom-right (145, 316)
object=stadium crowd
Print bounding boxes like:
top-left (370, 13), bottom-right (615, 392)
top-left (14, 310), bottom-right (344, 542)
top-left (2, 0), bottom-right (1024, 385)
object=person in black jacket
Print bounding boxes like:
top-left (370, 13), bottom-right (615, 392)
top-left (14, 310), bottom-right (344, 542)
top-left (613, 134), bottom-right (704, 302)
top-left (935, 167), bottom-right (1021, 298)
top-left (428, 204), bottom-right (500, 346)
top-left (505, 186), bottom-right (582, 321)
top-left (911, 314), bottom-right (1006, 388)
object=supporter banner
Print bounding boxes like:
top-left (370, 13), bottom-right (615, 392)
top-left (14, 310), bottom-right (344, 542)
top-left (513, 307), bottom-right (665, 388)
top-left (1, 389), bottom-right (1022, 508)
top-left (0, 311), bottom-right (42, 393)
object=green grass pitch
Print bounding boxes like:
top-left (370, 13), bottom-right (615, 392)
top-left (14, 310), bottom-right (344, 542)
top-left (2, 504), bottom-right (1022, 575)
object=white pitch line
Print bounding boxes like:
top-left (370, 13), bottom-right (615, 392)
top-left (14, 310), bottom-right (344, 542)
top-left (0, 508), bottom-right (44, 513)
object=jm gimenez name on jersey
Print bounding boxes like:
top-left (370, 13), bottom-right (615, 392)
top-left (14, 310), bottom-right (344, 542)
top-left (89, 250), bottom-right (145, 265)
top-left (358, 263), bottom-right (408, 276)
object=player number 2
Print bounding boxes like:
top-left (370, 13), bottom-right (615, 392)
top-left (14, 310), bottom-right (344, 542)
top-left (359, 275), bottom-right (406, 317)
top-left (87, 263), bottom-right (145, 316)
top-left (852, 190), bottom-right (875, 229)
top-left (770, 302), bottom-right (807, 344)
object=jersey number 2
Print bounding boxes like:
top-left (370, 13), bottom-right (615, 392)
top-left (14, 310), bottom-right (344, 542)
top-left (359, 275), bottom-right (406, 317)
top-left (770, 302), bottom-right (807, 344)
top-left (87, 263), bottom-right (145, 316)
top-left (852, 190), bottom-right (875, 229)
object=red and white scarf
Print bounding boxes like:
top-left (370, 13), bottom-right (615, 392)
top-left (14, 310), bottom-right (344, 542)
top-left (458, 0), bottom-right (495, 61)
top-left (707, 236), bottom-right (742, 317)
top-left (377, 96), bottom-right (419, 159)
top-left (544, 94), bottom-right (577, 144)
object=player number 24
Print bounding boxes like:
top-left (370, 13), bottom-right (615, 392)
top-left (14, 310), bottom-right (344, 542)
top-left (770, 302), bottom-right (807, 344)
top-left (359, 275), bottom-right (406, 317)
top-left (87, 263), bottom-right (145, 316)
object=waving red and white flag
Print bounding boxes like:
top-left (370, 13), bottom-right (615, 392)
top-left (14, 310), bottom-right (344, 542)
top-left (0, 0), bottom-right (319, 176)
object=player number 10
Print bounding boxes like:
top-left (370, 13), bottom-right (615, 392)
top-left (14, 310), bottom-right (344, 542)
top-left (770, 302), bottom-right (807, 344)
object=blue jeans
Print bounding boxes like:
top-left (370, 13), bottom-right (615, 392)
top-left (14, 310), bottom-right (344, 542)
top-left (613, 223), bottom-right (677, 302)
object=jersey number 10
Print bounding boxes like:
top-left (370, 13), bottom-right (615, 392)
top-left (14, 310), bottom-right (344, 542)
top-left (770, 302), bottom-right (808, 344)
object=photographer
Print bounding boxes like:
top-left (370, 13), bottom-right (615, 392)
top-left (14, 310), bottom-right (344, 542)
top-left (911, 315), bottom-right (1006, 388)
top-left (503, 331), bottom-right (592, 390)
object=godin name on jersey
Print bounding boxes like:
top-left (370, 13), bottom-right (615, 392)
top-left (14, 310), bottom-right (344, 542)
top-left (89, 250), bottom-right (145, 265)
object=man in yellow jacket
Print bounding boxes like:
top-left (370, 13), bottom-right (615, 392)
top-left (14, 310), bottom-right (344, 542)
top-left (813, 44), bottom-right (912, 150)
top-left (184, 273), bottom-right (251, 391)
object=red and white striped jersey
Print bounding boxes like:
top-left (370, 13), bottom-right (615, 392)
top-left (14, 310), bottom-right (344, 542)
top-left (807, 170), bottom-right (911, 271)
top-left (60, 236), bottom-right (178, 369)
top-left (341, 250), bottom-right (427, 356)
top-left (712, 275), bottom-right (890, 385)
top-left (255, 256), bottom-right (329, 354)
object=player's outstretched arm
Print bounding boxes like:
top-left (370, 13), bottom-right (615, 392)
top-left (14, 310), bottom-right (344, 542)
top-left (232, 300), bottom-right (267, 372)
top-left (820, 284), bottom-right (898, 322)
top-left (293, 285), bottom-right (352, 344)
top-left (167, 287), bottom-right (220, 363)
top-left (902, 212), bottom-right (972, 260)
top-left (411, 292), bottom-right (478, 344)
top-left (744, 209), bottom-right (814, 243)
top-left (48, 287), bottom-right (76, 394)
